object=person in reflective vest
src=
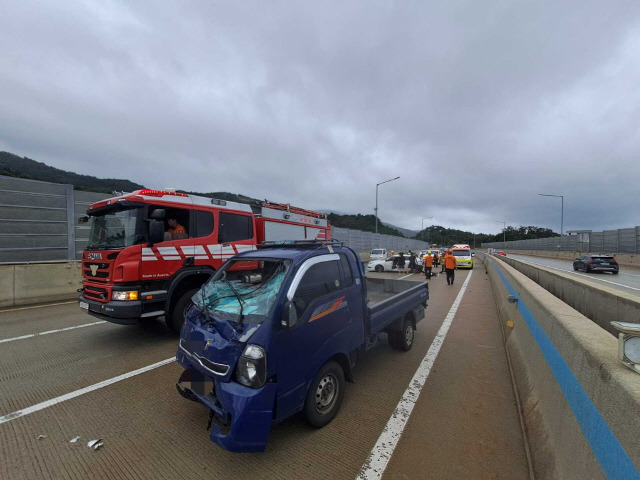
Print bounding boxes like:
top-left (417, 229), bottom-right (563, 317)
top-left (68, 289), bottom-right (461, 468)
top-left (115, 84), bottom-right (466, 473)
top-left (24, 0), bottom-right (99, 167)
top-left (444, 249), bottom-right (457, 285)
top-left (423, 251), bottom-right (434, 279)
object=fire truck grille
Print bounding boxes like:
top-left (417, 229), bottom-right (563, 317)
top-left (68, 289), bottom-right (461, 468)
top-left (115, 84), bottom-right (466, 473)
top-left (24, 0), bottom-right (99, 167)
top-left (83, 262), bottom-right (110, 280)
top-left (84, 262), bottom-right (109, 269)
top-left (84, 286), bottom-right (109, 301)
top-left (84, 269), bottom-right (109, 278)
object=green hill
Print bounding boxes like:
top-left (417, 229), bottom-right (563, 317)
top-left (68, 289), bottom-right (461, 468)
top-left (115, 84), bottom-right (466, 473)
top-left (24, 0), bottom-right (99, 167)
top-left (327, 213), bottom-right (405, 237)
top-left (0, 151), bottom-right (145, 193)
top-left (2, 151), bottom-right (556, 242)
top-left (0, 151), bottom-right (408, 236)
top-left (414, 224), bottom-right (558, 246)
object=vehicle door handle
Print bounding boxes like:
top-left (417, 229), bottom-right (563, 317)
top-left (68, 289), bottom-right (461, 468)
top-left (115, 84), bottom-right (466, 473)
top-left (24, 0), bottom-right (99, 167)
top-left (222, 243), bottom-right (230, 247)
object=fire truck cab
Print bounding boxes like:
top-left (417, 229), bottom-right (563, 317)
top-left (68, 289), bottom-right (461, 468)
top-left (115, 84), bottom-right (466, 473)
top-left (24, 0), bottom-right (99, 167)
top-left (78, 189), bottom-right (330, 332)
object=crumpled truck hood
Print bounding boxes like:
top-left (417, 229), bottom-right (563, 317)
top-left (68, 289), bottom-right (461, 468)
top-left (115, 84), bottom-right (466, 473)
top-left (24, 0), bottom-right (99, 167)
top-left (178, 305), bottom-right (261, 382)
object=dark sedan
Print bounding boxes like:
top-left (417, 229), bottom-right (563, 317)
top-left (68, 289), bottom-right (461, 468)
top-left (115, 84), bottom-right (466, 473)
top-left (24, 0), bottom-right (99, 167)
top-left (573, 255), bottom-right (619, 274)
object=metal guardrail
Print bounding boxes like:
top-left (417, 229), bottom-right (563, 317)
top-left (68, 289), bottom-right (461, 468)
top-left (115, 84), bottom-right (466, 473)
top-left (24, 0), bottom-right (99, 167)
top-left (482, 227), bottom-right (640, 254)
top-left (0, 175), bottom-right (429, 264)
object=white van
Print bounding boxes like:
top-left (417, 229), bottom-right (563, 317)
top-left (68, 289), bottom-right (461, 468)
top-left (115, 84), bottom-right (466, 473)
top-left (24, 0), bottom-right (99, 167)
top-left (451, 244), bottom-right (473, 269)
top-left (370, 248), bottom-right (387, 260)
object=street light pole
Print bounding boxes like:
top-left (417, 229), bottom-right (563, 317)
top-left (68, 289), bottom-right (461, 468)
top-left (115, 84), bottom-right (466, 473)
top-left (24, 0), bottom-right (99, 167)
top-left (538, 193), bottom-right (564, 236)
top-left (422, 216), bottom-right (433, 245)
top-left (375, 176), bottom-right (400, 234)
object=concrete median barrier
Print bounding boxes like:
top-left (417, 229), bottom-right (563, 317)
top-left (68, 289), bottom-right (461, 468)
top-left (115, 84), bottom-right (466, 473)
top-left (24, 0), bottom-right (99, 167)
top-left (495, 255), bottom-right (640, 335)
top-left (0, 262), bottom-right (82, 308)
top-left (481, 253), bottom-right (640, 480)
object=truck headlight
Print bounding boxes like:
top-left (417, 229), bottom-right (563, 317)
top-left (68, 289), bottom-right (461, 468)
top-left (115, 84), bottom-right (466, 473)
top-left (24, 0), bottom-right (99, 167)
top-left (235, 344), bottom-right (267, 388)
top-left (112, 290), bottom-right (139, 301)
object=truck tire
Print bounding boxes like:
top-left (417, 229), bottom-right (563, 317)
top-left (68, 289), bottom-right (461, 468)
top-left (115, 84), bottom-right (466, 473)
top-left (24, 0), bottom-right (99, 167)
top-left (166, 288), bottom-right (198, 333)
top-left (304, 361), bottom-right (345, 428)
top-left (392, 318), bottom-right (414, 351)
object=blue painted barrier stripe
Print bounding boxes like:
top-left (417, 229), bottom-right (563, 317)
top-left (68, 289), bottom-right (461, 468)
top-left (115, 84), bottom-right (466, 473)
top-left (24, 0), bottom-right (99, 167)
top-left (492, 262), bottom-right (640, 480)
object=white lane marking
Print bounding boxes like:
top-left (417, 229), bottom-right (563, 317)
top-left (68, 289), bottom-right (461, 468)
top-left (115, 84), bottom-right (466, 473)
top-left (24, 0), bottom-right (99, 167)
top-left (0, 301), bottom-right (76, 313)
top-left (357, 271), bottom-right (473, 480)
top-left (398, 273), bottom-right (415, 279)
top-left (0, 321), bottom-right (107, 345)
top-left (515, 259), bottom-right (640, 293)
top-left (0, 358), bottom-right (175, 425)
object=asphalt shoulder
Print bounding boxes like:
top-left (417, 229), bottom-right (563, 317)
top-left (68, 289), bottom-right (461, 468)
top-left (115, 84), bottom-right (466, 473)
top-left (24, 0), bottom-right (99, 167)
top-left (382, 268), bottom-right (531, 479)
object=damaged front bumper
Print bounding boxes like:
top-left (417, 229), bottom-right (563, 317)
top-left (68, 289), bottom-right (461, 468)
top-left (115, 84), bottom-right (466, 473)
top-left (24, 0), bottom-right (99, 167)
top-left (176, 366), bottom-right (276, 453)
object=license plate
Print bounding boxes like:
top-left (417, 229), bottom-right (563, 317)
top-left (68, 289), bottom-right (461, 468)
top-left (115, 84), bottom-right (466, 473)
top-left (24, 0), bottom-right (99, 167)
top-left (601, 263), bottom-right (609, 266)
top-left (79, 301), bottom-right (89, 310)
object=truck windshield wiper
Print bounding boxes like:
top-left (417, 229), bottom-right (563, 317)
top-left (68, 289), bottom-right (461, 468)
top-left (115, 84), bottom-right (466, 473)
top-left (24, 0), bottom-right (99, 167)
top-left (199, 283), bottom-right (213, 325)
top-left (223, 277), bottom-right (245, 331)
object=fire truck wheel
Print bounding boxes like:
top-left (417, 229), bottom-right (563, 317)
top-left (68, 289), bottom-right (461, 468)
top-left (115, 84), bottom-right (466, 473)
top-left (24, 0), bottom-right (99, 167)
top-left (167, 288), bottom-right (198, 333)
top-left (304, 361), bottom-right (345, 428)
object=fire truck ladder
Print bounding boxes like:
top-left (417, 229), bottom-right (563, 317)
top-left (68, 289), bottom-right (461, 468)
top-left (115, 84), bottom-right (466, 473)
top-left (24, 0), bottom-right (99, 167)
top-left (262, 201), bottom-right (327, 219)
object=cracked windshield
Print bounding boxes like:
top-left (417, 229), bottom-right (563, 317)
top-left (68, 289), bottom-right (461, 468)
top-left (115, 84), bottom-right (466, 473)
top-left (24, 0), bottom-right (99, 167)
top-left (193, 259), bottom-right (291, 323)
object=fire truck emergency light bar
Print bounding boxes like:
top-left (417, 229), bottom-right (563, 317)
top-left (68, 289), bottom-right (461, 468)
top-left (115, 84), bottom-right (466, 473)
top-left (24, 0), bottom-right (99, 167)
top-left (138, 189), bottom-right (189, 197)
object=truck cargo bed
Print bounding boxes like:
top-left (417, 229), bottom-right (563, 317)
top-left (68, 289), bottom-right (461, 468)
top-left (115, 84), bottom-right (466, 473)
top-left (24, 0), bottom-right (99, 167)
top-left (366, 278), bottom-right (429, 335)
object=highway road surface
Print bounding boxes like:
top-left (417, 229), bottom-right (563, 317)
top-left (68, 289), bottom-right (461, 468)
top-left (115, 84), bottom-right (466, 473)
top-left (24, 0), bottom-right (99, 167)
top-left (0, 265), bottom-right (530, 480)
top-left (507, 253), bottom-right (640, 298)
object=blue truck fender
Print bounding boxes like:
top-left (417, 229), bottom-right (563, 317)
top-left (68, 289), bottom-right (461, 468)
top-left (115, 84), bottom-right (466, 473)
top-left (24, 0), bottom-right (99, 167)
top-left (386, 305), bottom-right (424, 333)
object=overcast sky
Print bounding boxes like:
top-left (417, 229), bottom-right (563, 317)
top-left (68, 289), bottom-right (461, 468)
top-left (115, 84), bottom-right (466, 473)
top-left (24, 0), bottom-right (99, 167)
top-left (1, 1), bottom-right (639, 235)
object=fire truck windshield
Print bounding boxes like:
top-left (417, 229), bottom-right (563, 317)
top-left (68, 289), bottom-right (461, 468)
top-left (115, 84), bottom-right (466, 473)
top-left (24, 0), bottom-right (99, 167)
top-left (87, 206), bottom-right (143, 249)
top-left (193, 259), bottom-right (291, 325)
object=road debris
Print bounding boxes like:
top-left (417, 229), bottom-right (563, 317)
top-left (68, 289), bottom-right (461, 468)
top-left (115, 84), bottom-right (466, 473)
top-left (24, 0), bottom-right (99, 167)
top-left (70, 436), bottom-right (81, 443)
top-left (87, 439), bottom-right (104, 450)
top-left (37, 435), bottom-right (47, 440)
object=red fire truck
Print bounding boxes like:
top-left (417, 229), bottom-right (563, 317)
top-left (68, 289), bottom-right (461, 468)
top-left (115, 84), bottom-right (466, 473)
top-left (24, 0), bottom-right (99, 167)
top-left (78, 189), bottom-right (330, 331)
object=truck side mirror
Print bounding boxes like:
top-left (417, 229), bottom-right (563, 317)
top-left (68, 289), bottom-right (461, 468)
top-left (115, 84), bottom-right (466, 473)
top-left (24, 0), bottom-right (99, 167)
top-left (148, 219), bottom-right (165, 244)
top-left (151, 208), bottom-right (165, 220)
top-left (281, 300), bottom-right (298, 328)
top-left (78, 215), bottom-right (89, 224)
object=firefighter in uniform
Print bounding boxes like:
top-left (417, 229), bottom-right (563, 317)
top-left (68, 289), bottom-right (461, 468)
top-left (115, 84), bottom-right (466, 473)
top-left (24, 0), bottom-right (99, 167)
top-left (165, 217), bottom-right (187, 240)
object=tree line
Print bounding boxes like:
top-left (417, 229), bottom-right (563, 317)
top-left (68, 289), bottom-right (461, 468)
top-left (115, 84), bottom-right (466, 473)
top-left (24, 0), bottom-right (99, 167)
top-left (414, 225), bottom-right (558, 247)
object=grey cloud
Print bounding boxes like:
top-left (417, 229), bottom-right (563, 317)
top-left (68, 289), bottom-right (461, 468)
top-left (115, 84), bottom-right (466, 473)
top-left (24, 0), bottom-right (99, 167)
top-left (1, 1), bottom-right (639, 235)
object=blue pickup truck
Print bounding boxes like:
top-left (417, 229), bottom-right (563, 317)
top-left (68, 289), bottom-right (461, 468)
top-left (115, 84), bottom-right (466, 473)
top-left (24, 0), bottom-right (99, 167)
top-left (175, 241), bottom-right (429, 452)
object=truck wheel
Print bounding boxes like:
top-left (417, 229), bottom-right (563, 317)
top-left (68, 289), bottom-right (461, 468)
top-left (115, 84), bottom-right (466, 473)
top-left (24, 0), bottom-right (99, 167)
top-left (375, 265), bottom-right (383, 272)
top-left (304, 361), bottom-right (345, 428)
top-left (392, 318), bottom-right (414, 351)
top-left (166, 288), bottom-right (198, 333)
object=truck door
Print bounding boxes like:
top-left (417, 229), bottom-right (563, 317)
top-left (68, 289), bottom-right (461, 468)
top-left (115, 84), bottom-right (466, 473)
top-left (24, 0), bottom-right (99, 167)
top-left (274, 254), bottom-right (364, 421)
top-left (141, 206), bottom-right (194, 282)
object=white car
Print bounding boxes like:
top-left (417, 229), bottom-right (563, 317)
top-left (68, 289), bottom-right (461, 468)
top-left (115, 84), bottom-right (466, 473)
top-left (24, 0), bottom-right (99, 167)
top-left (367, 255), bottom-right (397, 272)
top-left (367, 254), bottom-right (421, 272)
